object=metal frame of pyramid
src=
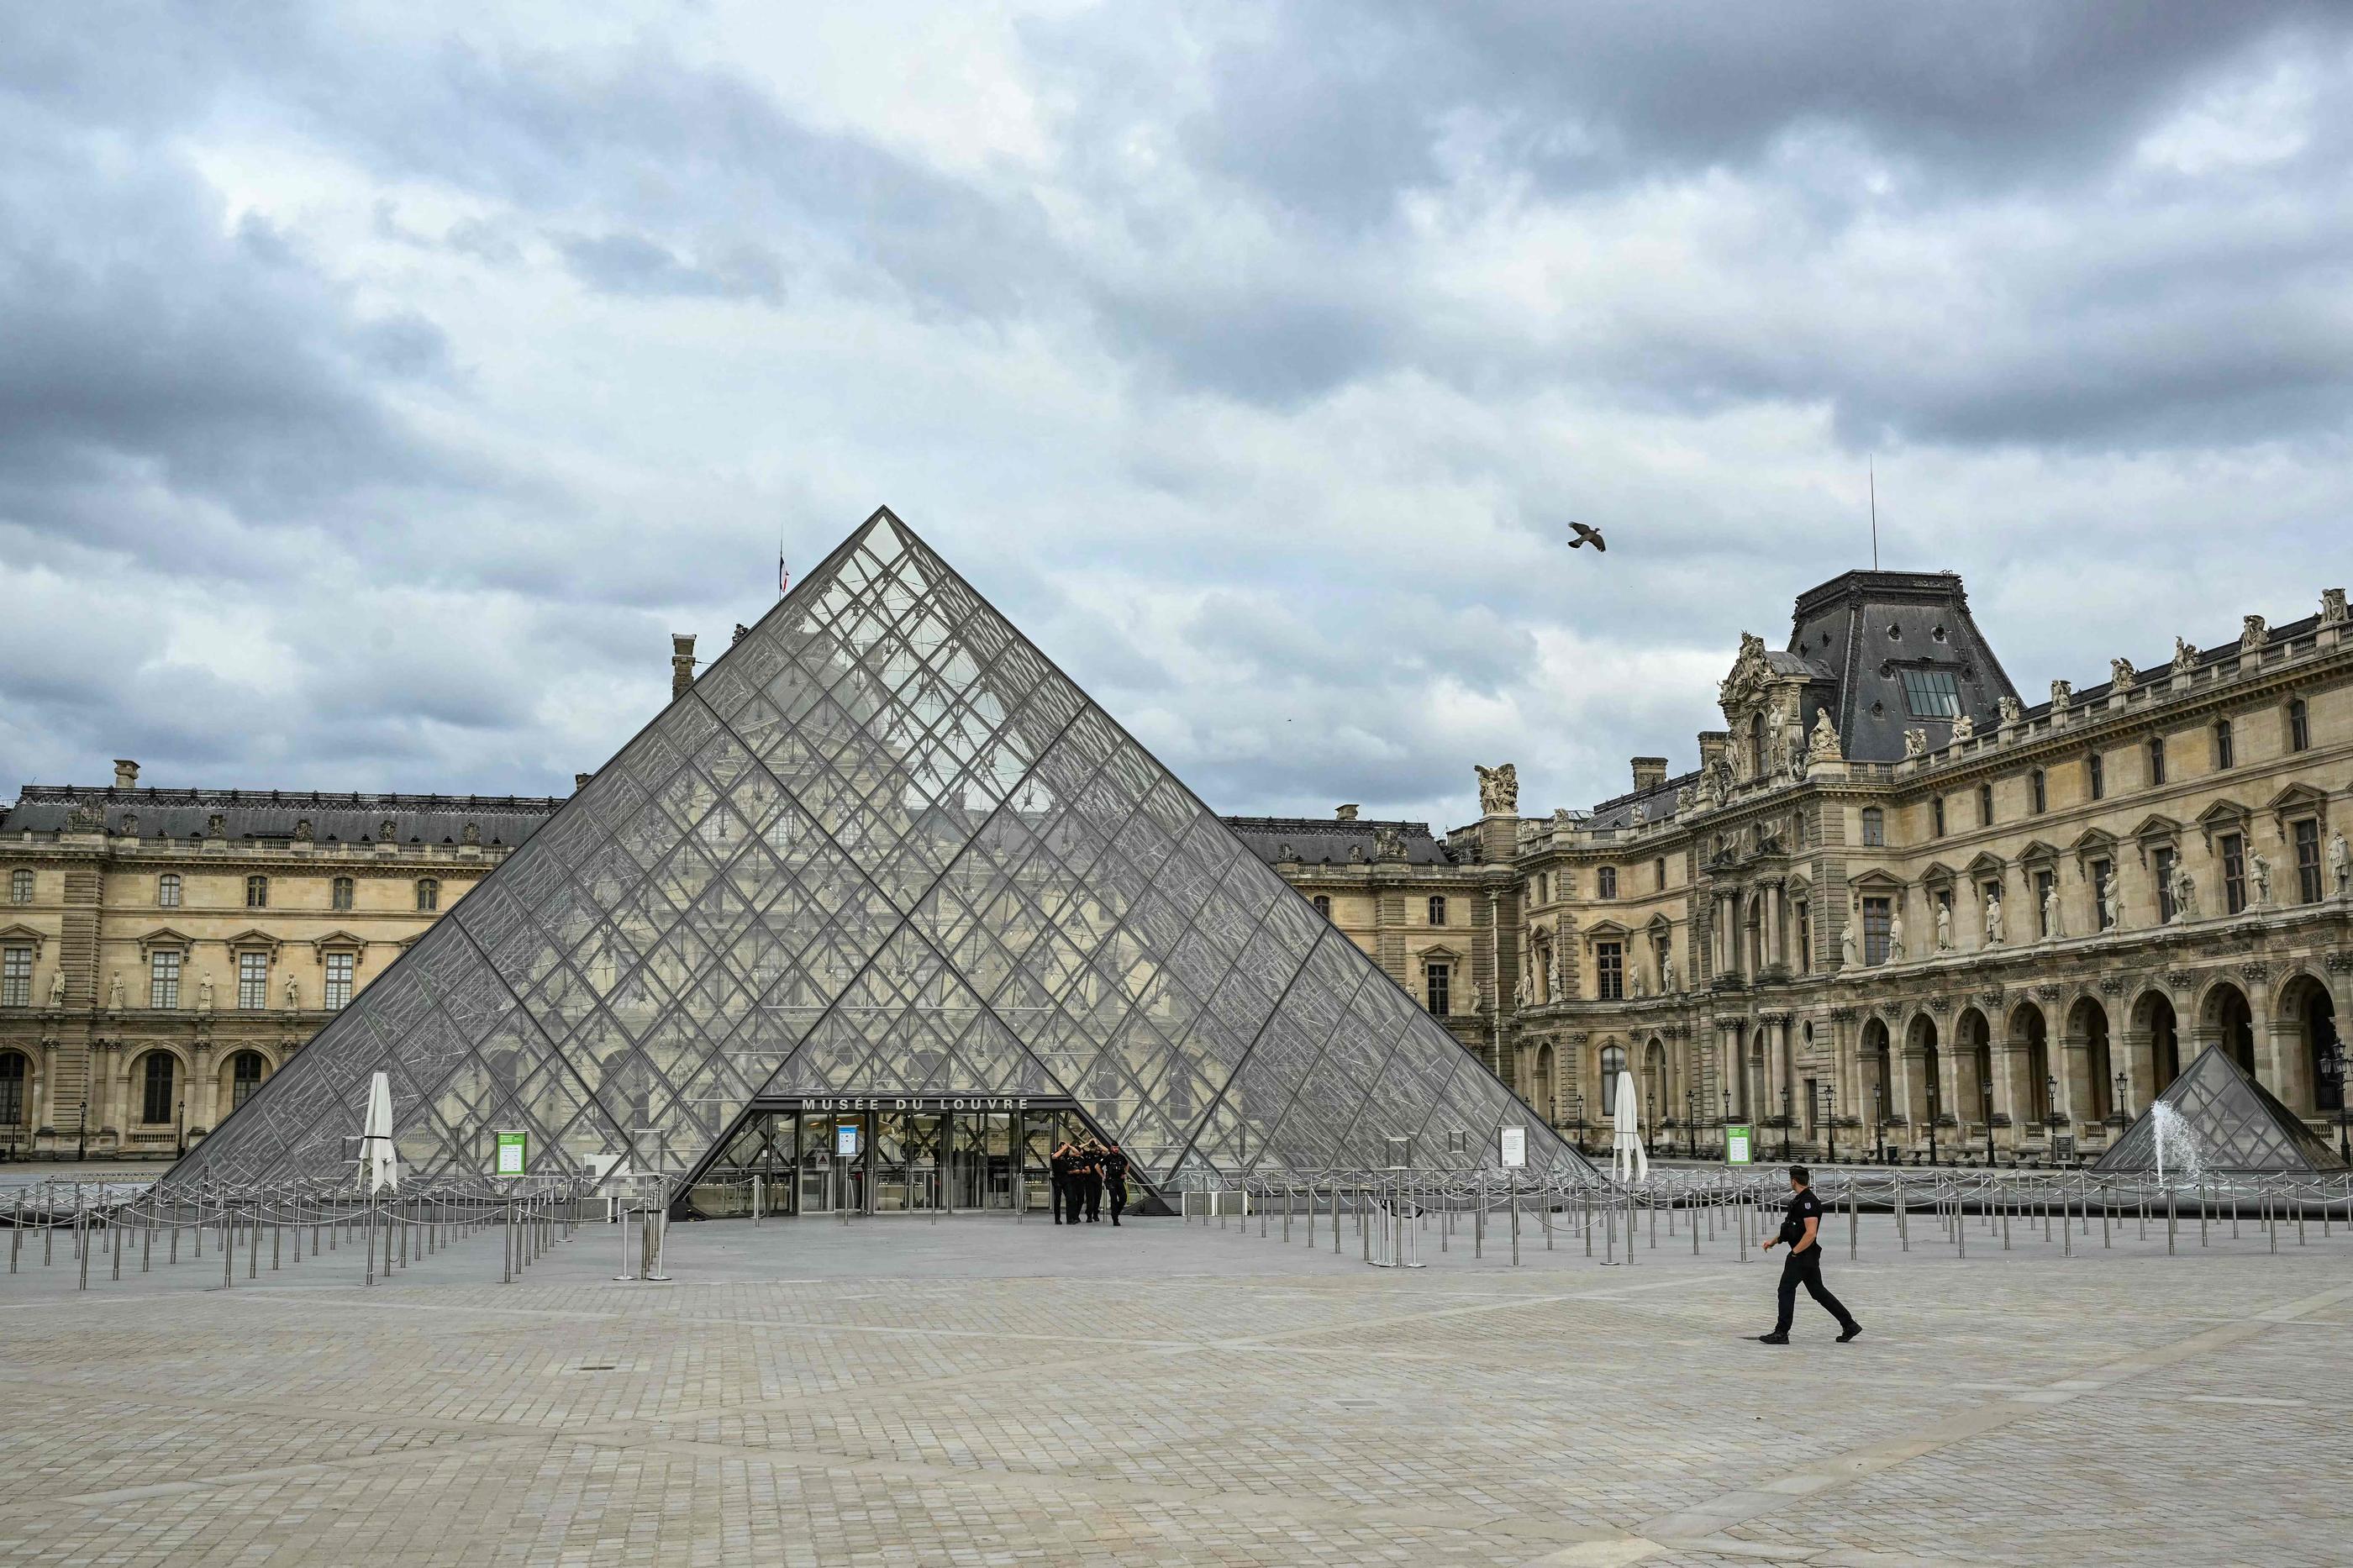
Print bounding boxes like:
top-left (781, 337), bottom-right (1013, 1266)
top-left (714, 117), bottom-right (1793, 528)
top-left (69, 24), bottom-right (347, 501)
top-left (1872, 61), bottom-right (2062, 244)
top-left (2092, 1044), bottom-right (2348, 1173)
top-left (161, 508), bottom-right (1597, 1198)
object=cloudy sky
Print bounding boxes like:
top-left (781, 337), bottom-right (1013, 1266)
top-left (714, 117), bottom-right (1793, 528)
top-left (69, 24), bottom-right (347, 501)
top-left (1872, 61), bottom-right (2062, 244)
top-left (5, 3), bottom-right (2350, 828)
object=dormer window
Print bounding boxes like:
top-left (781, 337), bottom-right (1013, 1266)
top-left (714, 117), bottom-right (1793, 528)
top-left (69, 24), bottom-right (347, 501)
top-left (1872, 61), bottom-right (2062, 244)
top-left (1900, 668), bottom-right (1962, 719)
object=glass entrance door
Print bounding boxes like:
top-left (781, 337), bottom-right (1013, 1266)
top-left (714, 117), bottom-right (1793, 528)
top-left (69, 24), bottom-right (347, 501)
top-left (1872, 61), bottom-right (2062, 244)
top-left (952, 1112), bottom-right (1015, 1211)
top-left (800, 1112), bottom-right (871, 1213)
top-left (903, 1111), bottom-right (944, 1212)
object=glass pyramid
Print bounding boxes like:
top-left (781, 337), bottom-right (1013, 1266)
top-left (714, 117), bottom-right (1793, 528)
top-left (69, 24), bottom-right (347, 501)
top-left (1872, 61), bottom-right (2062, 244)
top-left (162, 508), bottom-right (1594, 1195)
top-left (2093, 1044), bottom-right (2347, 1173)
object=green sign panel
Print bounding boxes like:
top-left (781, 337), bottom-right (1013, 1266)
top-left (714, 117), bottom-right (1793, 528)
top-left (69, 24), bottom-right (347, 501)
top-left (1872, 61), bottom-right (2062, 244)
top-left (494, 1130), bottom-right (528, 1177)
top-left (1723, 1124), bottom-right (1754, 1166)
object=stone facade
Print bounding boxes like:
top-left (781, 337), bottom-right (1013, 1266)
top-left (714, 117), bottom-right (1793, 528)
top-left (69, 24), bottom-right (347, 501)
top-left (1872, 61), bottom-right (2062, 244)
top-left (1448, 571), bottom-right (2351, 1164)
top-left (0, 774), bottom-right (559, 1159)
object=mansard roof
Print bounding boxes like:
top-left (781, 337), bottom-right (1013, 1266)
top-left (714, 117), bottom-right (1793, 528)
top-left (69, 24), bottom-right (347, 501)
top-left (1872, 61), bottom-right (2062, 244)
top-left (1787, 570), bottom-right (2020, 766)
top-left (1219, 816), bottom-right (1459, 867)
top-left (0, 785), bottom-right (563, 848)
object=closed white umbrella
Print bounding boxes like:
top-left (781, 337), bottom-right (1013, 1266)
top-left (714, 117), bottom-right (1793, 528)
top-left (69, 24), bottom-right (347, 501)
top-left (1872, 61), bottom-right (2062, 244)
top-left (361, 1070), bottom-right (399, 1194)
top-left (1611, 1069), bottom-right (1649, 1182)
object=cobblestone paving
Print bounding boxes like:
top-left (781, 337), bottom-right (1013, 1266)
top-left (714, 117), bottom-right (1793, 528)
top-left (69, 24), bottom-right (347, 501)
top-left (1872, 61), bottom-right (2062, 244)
top-left (0, 1204), bottom-right (2346, 1566)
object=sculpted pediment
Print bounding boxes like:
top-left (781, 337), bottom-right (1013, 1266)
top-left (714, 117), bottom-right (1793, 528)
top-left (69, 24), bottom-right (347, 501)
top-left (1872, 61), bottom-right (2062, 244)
top-left (1716, 631), bottom-right (1774, 718)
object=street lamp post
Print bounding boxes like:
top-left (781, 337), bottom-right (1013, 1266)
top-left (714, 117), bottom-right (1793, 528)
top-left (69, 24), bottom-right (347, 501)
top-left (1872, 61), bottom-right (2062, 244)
top-left (1823, 1082), bottom-right (1838, 1165)
top-left (175, 1092), bottom-right (187, 1160)
top-left (1874, 1081), bottom-right (1887, 1165)
top-left (2113, 1071), bottom-right (2129, 1127)
top-left (2047, 1073), bottom-right (2064, 1164)
top-left (2325, 1045), bottom-right (2350, 1165)
top-left (76, 1097), bottom-right (87, 1162)
top-left (1647, 1084), bottom-right (1658, 1157)
top-left (1686, 1089), bottom-right (1698, 1160)
top-left (1779, 1085), bottom-right (1792, 1161)
top-left (1982, 1075), bottom-right (1997, 1166)
top-left (1926, 1081), bottom-right (1939, 1167)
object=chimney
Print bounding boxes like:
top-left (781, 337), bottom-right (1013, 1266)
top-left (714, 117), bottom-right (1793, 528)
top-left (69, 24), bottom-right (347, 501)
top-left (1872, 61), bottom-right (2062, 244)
top-left (574, 772), bottom-right (593, 792)
top-left (113, 759), bottom-right (139, 790)
top-left (1630, 756), bottom-right (1667, 793)
top-left (671, 634), bottom-right (697, 700)
top-left (1334, 804), bottom-right (1360, 822)
top-left (1697, 730), bottom-right (1729, 776)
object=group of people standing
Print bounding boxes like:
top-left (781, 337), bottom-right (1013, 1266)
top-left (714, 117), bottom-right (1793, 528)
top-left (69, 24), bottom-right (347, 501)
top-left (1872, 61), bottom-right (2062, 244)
top-left (1049, 1140), bottom-right (1128, 1226)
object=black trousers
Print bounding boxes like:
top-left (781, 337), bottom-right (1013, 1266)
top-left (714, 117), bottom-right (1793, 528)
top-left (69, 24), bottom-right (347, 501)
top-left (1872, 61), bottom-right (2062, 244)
top-left (1775, 1247), bottom-right (1856, 1334)
top-left (1106, 1181), bottom-right (1127, 1223)
top-left (1050, 1176), bottom-right (1071, 1223)
top-left (1082, 1176), bottom-right (1103, 1221)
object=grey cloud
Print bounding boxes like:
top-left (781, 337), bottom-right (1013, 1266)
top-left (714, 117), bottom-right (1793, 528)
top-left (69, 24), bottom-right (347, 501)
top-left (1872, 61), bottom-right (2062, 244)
top-left (556, 231), bottom-right (786, 303)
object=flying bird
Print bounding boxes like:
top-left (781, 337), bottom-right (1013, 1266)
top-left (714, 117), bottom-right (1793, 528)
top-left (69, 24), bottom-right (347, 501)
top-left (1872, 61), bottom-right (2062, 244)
top-left (1566, 522), bottom-right (1607, 552)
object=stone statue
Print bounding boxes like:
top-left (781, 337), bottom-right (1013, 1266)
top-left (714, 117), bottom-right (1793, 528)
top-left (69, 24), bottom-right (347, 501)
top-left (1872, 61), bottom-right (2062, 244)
top-left (1887, 910), bottom-right (1906, 963)
top-left (293, 818), bottom-right (313, 843)
top-left (2050, 679), bottom-right (2073, 712)
top-left (2171, 637), bottom-right (2198, 676)
top-left (1807, 710), bottom-right (1841, 761)
top-left (120, 812), bottom-right (138, 837)
top-left (1998, 695), bottom-right (2024, 725)
top-left (1470, 980), bottom-right (1486, 1014)
top-left (2331, 829), bottom-right (2351, 896)
top-left (2043, 884), bottom-right (2063, 941)
top-left (462, 822), bottom-right (482, 847)
top-left (1765, 701), bottom-right (1791, 777)
top-left (1513, 969), bottom-right (1529, 1010)
top-left (285, 973), bottom-right (301, 1009)
top-left (1372, 825), bottom-right (1404, 860)
top-left (1661, 949), bottom-right (1677, 993)
top-left (1935, 902), bottom-right (1953, 952)
top-left (2170, 864), bottom-right (2199, 923)
top-left (1629, 799), bottom-right (1647, 828)
top-left (2324, 587), bottom-right (2349, 625)
top-left (197, 974), bottom-right (214, 1012)
top-left (2248, 850), bottom-right (2272, 908)
top-left (1703, 763), bottom-right (1728, 810)
top-left (2108, 657), bottom-right (2135, 694)
top-left (1985, 893), bottom-right (2005, 947)
top-left (1950, 713), bottom-right (1974, 744)
top-left (47, 967), bottom-right (66, 1008)
top-left (206, 812), bottom-right (225, 837)
top-left (107, 972), bottom-right (124, 1011)
top-left (1839, 922), bottom-right (1858, 970)
top-left (1903, 728), bottom-right (1928, 759)
top-left (2100, 872), bottom-right (2122, 930)
top-left (1277, 840), bottom-right (1296, 862)
top-left (1474, 764), bottom-right (1519, 817)
top-left (378, 818), bottom-right (397, 841)
top-left (2241, 614), bottom-right (2269, 652)
top-left (1546, 945), bottom-right (1562, 1001)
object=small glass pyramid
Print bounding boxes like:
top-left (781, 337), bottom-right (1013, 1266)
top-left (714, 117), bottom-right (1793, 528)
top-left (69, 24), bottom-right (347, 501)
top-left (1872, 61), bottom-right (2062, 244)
top-left (2094, 1044), bottom-right (2347, 1173)
top-left (164, 509), bottom-right (1595, 1195)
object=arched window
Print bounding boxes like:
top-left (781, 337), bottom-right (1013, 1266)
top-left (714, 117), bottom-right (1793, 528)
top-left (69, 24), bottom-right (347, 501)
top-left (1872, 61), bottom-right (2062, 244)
top-left (1312, 895), bottom-right (1331, 919)
top-left (245, 874), bottom-right (268, 909)
top-left (141, 1052), bottom-right (176, 1125)
top-left (0, 1050), bottom-right (26, 1126)
top-left (230, 1050), bottom-right (266, 1110)
top-left (415, 878), bottom-right (440, 912)
top-left (1749, 712), bottom-right (1768, 776)
top-left (1860, 808), bottom-right (1884, 847)
top-left (1427, 896), bottom-right (1447, 927)
top-left (332, 876), bottom-right (355, 912)
top-left (1600, 1044), bottom-right (1628, 1117)
top-left (157, 873), bottom-right (181, 908)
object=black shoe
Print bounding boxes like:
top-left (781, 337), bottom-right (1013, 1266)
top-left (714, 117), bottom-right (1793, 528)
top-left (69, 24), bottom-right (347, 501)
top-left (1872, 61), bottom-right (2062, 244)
top-left (1837, 1323), bottom-right (1862, 1343)
top-left (1755, 1334), bottom-right (1789, 1344)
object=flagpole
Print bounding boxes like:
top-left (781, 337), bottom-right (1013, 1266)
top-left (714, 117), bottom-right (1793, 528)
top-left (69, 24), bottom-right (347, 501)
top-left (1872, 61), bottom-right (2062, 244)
top-left (1869, 457), bottom-right (1878, 570)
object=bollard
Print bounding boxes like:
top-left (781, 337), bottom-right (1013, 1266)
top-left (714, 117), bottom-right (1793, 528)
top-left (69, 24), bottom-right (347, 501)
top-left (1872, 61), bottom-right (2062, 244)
top-left (250, 1204), bottom-right (262, 1278)
top-left (1474, 1173), bottom-right (1485, 1260)
top-left (1847, 1183), bottom-right (1857, 1260)
top-left (1509, 1175), bottom-right (1520, 1267)
top-left (1282, 1185), bottom-right (1292, 1244)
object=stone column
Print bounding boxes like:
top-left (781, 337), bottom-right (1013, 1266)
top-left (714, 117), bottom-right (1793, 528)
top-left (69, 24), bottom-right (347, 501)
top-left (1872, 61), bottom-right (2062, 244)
top-left (195, 1044), bottom-right (218, 1133)
top-left (2059, 1013), bottom-right (2089, 1132)
top-left (1762, 883), bottom-right (1781, 970)
top-left (2119, 1017), bottom-right (2152, 1121)
top-left (1894, 1044), bottom-right (1917, 1149)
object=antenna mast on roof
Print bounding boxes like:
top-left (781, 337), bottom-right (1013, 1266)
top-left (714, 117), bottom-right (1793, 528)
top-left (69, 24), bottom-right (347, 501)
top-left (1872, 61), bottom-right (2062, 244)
top-left (1869, 456), bottom-right (1878, 571)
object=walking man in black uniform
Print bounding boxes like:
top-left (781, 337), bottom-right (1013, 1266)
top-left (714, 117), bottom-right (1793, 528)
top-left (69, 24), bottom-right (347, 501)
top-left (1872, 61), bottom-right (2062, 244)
top-left (1079, 1142), bottom-right (1105, 1223)
top-left (1101, 1142), bottom-right (1130, 1226)
top-left (1050, 1141), bottom-right (1076, 1226)
top-left (1758, 1165), bottom-right (1861, 1344)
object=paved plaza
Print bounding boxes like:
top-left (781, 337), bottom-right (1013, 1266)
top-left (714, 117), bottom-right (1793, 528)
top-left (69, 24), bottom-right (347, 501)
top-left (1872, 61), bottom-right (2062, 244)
top-left (1, 1203), bottom-right (2348, 1568)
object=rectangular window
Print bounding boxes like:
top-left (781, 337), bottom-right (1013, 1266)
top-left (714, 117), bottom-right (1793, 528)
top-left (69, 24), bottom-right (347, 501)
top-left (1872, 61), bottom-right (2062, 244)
top-left (2214, 719), bottom-right (2235, 771)
top-left (332, 877), bottom-right (354, 912)
top-left (1598, 866), bottom-right (1619, 899)
top-left (1932, 797), bottom-right (1946, 838)
top-left (324, 951), bottom-right (355, 1010)
top-left (245, 875), bottom-right (268, 909)
top-left (2154, 846), bottom-right (2179, 923)
top-left (1427, 896), bottom-right (1447, 927)
top-left (142, 1055), bottom-right (175, 1125)
top-left (2092, 860), bottom-right (2114, 929)
top-left (1861, 808), bottom-right (1884, 847)
top-left (2294, 819), bottom-right (2323, 904)
top-left (2288, 698), bottom-right (2310, 753)
top-left (1654, 856), bottom-right (1667, 891)
top-left (2030, 770), bottom-right (2047, 814)
top-left (237, 952), bottom-right (268, 1010)
top-left (1979, 783), bottom-right (1994, 825)
top-left (149, 950), bottom-right (182, 1009)
top-left (1795, 908), bottom-right (1811, 973)
top-left (1861, 897), bottom-right (1892, 966)
top-left (2087, 753), bottom-right (2104, 801)
top-left (416, 878), bottom-right (439, 912)
top-left (1595, 941), bottom-right (1624, 1001)
top-left (157, 873), bottom-right (181, 908)
top-left (1424, 961), bottom-right (1450, 1016)
top-left (0, 946), bottom-right (29, 1008)
top-left (1899, 667), bottom-right (1963, 718)
top-left (2147, 736), bottom-right (2166, 787)
top-left (2220, 833), bottom-right (2245, 915)
top-left (8, 870), bottom-right (29, 905)
top-left (1312, 894), bottom-right (1331, 919)
top-left (2034, 870), bottom-right (2056, 937)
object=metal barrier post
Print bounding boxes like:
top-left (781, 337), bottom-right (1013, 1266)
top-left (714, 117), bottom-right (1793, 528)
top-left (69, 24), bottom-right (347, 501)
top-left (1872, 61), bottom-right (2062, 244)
top-left (1509, 1174), bottom-right (1520, 1266)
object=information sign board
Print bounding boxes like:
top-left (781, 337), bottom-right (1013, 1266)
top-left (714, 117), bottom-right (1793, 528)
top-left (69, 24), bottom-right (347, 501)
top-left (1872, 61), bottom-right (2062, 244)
top-left (1724, 1124), bottom-right (1754, 1165)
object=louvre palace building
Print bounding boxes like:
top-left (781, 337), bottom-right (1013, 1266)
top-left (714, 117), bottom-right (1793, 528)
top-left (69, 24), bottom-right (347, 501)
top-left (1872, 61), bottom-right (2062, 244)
top-left (3, 547), bottom-right (2348, 1182)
